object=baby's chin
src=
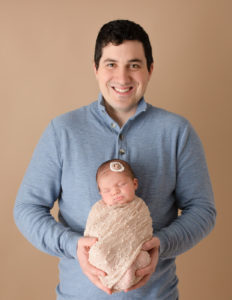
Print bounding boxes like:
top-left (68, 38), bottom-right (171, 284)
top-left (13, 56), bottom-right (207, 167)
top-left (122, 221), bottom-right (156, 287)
top-left (105, 197), bottom-right (134, 206)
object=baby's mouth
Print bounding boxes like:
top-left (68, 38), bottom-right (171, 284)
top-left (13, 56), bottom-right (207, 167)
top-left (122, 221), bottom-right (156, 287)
top-left (114, 195), bottom-right (124, 202)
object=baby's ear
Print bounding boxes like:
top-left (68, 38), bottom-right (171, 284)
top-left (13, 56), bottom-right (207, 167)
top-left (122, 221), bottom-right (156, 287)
top-left (134, 178), bottom-right (139, 190)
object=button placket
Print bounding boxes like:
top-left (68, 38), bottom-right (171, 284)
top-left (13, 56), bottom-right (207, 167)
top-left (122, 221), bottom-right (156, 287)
top-left (118, 132), bottom-right (126, 157)
top-left (119, 133), bottom-right (124, 141)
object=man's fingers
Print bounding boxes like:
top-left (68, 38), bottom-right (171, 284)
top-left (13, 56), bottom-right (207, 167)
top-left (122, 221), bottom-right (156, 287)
top-left (78, 236), bottom-right (98, 249)
top-left (81, 257), bottom-right (110, 293)
top-left (136, 247), bottom-right (159, 277)
top-left (77, 236), bottom-right (106, 278)
top-left (88, 273), bottom-right (112, 295)
top-left (142, 236), bottom-right (160, 251)
top-left (136, 264), bottom-right (153, 277)
top-left (88, 263), bottom-right (107, 277)
top-left (125, 274), bottom-right (150, 292)
top-left (79, 251), bottom-right (107, 277)
top-left (77, 236), bottom-right (111, 294)
top-left (126, 246), bottom-right (159, 292)
top-left (136, 236), bottom-right (160, 277)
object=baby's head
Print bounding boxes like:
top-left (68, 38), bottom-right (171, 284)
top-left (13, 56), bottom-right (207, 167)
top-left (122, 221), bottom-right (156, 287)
top-left (96, 159), bottom-right (138, 206)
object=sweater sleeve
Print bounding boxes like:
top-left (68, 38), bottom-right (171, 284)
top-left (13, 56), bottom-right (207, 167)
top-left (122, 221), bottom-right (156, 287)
top-left (14, 121), bottom-right (80, 259)
top-left (156, 121), bottom-right (216, 259)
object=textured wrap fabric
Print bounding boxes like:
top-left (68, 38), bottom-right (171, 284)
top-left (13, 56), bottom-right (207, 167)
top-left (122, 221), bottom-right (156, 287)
top-left (84, 196), bottom-right (153, 290)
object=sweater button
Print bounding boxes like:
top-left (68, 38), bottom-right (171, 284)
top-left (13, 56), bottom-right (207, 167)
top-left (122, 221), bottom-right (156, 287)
top-left (119, 149), bottom-right (125, 155)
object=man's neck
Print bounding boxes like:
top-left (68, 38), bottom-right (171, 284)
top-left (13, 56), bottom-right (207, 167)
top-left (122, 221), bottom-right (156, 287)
top-left (104, 101), bottom-right (137, 128)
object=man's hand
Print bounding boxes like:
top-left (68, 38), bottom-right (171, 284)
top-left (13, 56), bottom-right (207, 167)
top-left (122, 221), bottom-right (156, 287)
top-left (77, 236), bottom-right (112, 295)
top-left (125, 236), bottom-right (160, 292)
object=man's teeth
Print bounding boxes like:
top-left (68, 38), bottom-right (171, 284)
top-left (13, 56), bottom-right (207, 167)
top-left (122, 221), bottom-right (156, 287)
top-left (114, 87), bottom-right (131, 93)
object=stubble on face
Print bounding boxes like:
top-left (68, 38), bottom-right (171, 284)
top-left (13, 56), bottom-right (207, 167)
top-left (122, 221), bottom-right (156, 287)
top-left (95, 41), bottom-right (153, 125)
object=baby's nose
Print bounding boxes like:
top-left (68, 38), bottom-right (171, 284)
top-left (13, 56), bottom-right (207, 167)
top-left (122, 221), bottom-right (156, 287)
top-left (111, 187), bottom-right (120, 195)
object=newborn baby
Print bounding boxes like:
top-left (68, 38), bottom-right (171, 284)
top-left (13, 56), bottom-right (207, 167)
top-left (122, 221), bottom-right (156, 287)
top-left (84, 159), bottom-right (153, 292)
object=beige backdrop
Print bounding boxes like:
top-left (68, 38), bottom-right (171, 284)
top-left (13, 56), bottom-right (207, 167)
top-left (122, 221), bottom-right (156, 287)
top-left (1, 0), bottom-right (231, 299)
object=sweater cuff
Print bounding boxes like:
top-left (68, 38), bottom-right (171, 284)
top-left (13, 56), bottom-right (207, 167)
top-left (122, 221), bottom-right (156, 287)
top-left (63, 231), bottom-right (81, 259)
top-left (155, 231), bottom-right (169, 259)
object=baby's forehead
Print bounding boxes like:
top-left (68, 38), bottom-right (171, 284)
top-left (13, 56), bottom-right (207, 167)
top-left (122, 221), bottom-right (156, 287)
top-left (97, 170), bottom-right (132, 187)
top-left (98, 169), bottom-right (127, 181)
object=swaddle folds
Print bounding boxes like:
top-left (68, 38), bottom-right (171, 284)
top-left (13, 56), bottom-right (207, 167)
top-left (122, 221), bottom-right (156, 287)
top-left (84, 196), bottom-right (153, 291)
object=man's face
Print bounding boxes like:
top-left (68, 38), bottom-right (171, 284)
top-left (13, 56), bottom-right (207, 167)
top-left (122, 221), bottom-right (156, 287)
top-left (98, 171), bottom-right (138, 206)
top-left (94, 40), bottom-right (153, 118)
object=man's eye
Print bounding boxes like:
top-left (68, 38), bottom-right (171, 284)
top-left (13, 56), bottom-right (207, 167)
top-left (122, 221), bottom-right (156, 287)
top-left (130, 64), bottom-right (140, 69)
top-left (106, 63), bottom-right (115, 68)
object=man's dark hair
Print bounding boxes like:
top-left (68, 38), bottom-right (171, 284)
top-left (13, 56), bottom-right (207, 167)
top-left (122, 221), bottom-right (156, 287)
top-left (94, 19), bottom-right (153, 72)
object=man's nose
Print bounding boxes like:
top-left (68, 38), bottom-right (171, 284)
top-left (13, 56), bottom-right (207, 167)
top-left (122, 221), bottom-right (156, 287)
top-left (115, 67), bottom-right (131, 85)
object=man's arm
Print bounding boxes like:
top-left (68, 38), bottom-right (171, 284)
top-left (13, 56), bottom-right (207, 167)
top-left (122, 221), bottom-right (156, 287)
top-left (14, 121), bottom-right (79, 259)
top-left (127, 122), bottom-right (216, 291)
top-left (156, 122), bottom-right (216, 259)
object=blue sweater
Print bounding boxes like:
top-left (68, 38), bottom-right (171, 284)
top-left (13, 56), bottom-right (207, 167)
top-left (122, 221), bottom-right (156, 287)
top-left (14, 95), bottom-right (216, 300)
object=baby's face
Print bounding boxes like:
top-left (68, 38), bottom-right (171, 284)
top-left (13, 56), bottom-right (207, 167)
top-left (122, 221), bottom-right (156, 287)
top-left (98, 172), bottom-right (138, 206)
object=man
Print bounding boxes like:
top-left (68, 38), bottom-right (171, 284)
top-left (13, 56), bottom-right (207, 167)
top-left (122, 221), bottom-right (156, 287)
top-left (14, 20), bottom-right (216, 300)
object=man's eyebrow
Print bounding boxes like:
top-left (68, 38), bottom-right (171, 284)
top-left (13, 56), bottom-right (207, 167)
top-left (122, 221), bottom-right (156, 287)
top-left (102, 58), bottom-right (144, 63)
top-left (102, 58), bottom-right (117, 63)
top-left (128, 59), bottom-right (143, 63)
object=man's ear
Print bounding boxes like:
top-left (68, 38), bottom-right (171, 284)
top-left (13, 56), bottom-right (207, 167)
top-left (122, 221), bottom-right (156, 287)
top-left (93, 62), bottom-right (98, 76)
top-left (148, 62), bottom-right (154, 78)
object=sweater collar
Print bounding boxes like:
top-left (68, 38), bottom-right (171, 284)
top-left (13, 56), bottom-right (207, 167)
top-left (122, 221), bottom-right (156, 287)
top-left (97, 93), bottom-right (147, 122)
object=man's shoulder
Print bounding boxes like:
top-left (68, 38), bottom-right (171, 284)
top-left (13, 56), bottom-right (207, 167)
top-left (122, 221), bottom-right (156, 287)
top-left (51, 100), bottom-right (97, 128)
top-left (146, 103), bottom-right (190, 128)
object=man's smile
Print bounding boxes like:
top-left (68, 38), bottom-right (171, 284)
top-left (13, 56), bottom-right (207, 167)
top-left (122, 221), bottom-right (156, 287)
top-left (111, 86), bottom-right (134, 95)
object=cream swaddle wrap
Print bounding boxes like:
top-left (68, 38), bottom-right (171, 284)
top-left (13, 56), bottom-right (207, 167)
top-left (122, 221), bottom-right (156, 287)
top-left (84, 196), bottom-right (153, 291)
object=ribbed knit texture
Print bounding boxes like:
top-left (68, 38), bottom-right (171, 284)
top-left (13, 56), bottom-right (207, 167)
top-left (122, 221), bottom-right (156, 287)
top-left (14, 94), bottom-right (216, 300)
